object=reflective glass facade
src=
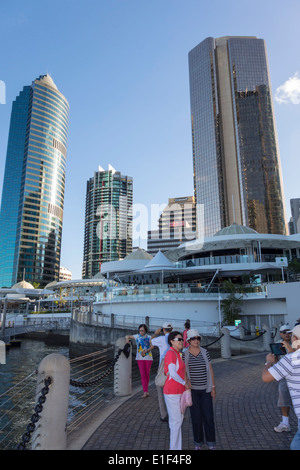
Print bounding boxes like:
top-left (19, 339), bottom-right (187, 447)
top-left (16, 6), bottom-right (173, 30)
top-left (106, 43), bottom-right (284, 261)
top-left (189, 37), bottom-right (287, 237)
top-left (82, 167), bottom-right (133, 279)
top-left (0, 75), bottom-right (69, 287)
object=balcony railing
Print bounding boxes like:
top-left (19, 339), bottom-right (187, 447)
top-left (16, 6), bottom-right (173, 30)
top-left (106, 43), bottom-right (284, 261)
top-left (94, 283), bottom-right (266, 303)
top-left (175, 253), bottom-right (285, 268)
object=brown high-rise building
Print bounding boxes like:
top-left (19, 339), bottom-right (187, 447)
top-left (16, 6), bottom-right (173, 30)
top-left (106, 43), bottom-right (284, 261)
top-left (188, 36), bottom-right (287, 237)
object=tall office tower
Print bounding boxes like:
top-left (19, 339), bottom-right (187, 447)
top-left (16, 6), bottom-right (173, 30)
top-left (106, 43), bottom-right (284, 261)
top-left (189, 36), bottom-right (287, 237)
top-left (82, 165), bottom-right (133, 279)
top-left (0, 75), bottom-right (69, 287)
top-left (147, 196), bottom-right (197, 255)
top-left (290, 199), bottom-right (300, 234)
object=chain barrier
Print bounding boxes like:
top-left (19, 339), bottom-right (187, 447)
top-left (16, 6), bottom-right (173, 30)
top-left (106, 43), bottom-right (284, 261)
top-left (17, 376), bottom-right (52, 450)
top-left (205, 334), bottom-right (224, 347)
top-left (69, 343), bottom-right (130, 388)
top-left (230, 330), bottom-right (266, 341)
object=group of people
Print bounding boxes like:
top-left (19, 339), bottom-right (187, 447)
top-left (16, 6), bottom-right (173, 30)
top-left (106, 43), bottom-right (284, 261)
top-left (126, 320), bottom-right (216, 450)
top-left (126, 317), bottom-right (300, 451)
top-left (262, 321), bottom-right (300, 450)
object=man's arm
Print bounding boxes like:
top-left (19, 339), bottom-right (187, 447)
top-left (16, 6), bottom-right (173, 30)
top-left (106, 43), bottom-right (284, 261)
top-left (262, 353), bottom-right (276, 383)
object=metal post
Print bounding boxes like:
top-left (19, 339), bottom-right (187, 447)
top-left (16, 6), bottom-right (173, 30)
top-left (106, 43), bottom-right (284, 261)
top-left (31, 353), bottom-right (70, 450)
top-left (0, 297), bottom-right (8, 341)
top-left (0, 340), bottom-right (5, 364)
top-left (114, 337), bottom-right (132, 396)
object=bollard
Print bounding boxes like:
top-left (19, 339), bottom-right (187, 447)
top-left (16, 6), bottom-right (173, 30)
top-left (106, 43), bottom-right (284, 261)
top-left (31, 353), bottom-right (70, 450)
top-left (0, 340), bottom-right (5, 364)
top-left (114, 337), bottom-right (132, 396)
top-left (238, 323), bottom-right (245, 339)
top-left (221, 327), bottom-right (231, 359)
top-left (262, 324), bottom-right (271, 351)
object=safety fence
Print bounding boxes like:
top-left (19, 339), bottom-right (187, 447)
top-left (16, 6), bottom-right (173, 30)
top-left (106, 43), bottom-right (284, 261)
top-left (0, 341), bottom-right (153, 450)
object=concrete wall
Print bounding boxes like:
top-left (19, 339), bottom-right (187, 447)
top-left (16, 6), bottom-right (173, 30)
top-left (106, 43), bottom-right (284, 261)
top-left (69, 319), bottom-right (135, 357)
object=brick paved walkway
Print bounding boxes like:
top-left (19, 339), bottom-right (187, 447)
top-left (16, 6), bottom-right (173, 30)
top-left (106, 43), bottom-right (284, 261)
top-left (82, 353), bottom-right (297, 451)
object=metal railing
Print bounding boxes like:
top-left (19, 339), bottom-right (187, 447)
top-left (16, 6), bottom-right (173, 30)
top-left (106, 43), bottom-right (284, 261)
top-left (0, 345), bottom-right (129, 450)
top-left (1, 315), bottom-right (70, 343)
top-left (94, 283), bottom-right (266, 303)
top-left (72, 309), bottom-right (221, 337)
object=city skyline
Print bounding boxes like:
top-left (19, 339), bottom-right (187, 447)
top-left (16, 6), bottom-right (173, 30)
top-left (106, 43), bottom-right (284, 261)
top-left (0, 0), bottom-right (300, 279)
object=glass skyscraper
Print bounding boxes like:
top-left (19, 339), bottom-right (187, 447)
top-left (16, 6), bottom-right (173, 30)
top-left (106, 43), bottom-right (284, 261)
top-left (188, 36), bottom-right (287, 237)
top-left (82, 165), bottom-right (133, 279)
top-left (0, 75), bottom-right (69, 287)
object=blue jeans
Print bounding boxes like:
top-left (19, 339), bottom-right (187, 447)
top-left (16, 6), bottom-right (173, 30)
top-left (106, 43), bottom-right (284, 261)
top-left (190, 389), bottom-right (216, 447)
top-left (290, 420), bottom-right (300, 450)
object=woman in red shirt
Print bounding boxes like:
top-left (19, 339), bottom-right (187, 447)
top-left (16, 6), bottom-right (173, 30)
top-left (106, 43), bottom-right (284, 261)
top-left (163, 331), bottom-right (190, 450)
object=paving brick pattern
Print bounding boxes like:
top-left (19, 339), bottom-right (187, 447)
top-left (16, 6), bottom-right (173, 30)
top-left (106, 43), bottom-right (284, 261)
top-left (83, 353), bottom-right (297, 451)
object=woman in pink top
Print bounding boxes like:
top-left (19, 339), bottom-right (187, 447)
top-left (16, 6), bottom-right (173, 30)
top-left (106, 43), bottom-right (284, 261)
top-left (163, 331), bottom-right (190, 450)
top-left (183, 320), bottom-right (190, 349)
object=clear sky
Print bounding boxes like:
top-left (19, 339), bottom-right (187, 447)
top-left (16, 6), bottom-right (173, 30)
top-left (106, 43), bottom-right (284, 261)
top-left (0, 0), bottom-right (300, 279)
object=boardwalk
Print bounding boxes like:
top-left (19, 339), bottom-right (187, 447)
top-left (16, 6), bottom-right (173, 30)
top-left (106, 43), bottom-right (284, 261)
top-left (78, 353), bottom-right (297, 451)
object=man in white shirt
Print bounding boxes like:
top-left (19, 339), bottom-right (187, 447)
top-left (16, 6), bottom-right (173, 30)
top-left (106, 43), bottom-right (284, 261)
top-left (151, 322), bottom-right (173, 421)
top-left (262, 325), bottom-right (300, 450)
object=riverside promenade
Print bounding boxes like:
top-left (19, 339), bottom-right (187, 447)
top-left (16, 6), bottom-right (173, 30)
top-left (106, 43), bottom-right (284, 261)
top-left (70, 353), bottom-right (297, 451)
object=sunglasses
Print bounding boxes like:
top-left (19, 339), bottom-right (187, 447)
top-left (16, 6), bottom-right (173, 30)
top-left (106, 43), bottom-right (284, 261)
top-left (189, 336), bottom-right (201, 341)
top-left (173, 337), bottom-right (183, 342)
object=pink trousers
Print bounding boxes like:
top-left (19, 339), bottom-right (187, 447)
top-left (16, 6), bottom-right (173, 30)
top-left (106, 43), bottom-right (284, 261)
top-left (137, 360), bottom-right (152, 392)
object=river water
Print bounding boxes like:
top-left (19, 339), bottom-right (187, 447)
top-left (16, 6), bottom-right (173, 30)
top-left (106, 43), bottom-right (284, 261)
top-left (0, 336), bottom-right (147, 450)
top-left (0, 338), bottom-right (70, 450)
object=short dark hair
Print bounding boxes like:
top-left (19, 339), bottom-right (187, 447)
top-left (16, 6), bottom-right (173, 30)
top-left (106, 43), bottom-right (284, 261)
top-left (138, 324), bottom-right (148, 333)
top-left (168, 330), bottom-right (183, 346)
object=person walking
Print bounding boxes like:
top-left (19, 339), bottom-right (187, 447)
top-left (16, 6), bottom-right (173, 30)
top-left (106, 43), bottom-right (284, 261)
top-left (182, 329), bottom-right (216, 450)
top-left (126, 324), bottom-right (153, 398)
top-left (151, 322), bottom-right (173, 421)
top-left (262, 324), bottom-right (300, 450)
top-left (163, 330), bottom-right (190, 450)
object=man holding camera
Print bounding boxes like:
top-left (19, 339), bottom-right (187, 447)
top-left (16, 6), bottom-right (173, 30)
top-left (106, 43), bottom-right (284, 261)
top-left (262, 325), bottom-right (300, 450)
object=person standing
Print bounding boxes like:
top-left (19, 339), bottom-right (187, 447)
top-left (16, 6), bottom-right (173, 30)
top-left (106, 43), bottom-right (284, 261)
top-left (262, 324), bottom-right (300, 450)
top-left (163, 330), bottom-right (190, 450)
top-left (151, 322), bottom-right (173, 421)
top-left (183, 320), bottom-right (190, 349)
top-left (126, 324), bottom-right (153, 398)
top-left (182, 329), bottom-right (216, 450)
top-left (274, 325), bottom-right (294, 432)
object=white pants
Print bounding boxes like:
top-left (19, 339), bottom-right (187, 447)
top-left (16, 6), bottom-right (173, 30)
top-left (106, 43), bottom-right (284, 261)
top-left (164, 394), bottom-right (184, 450)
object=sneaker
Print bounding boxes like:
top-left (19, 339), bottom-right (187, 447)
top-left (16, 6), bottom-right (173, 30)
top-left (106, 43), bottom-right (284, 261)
top-left (274, 422), bottom-right (291, 433)
top-left (194, 446), bottom-right (203, 450)
top-left (208, 446), bottom-right (216, 450)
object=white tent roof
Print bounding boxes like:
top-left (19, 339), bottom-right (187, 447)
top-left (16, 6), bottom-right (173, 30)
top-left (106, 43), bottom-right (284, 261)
top-left (143, 250), bottom-right (175, 270)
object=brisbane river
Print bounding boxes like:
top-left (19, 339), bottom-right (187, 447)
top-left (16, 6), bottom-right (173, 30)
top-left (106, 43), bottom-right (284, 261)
top-left (0, 335), bottom-right (143, 450)
top-left (0, 338), bottom-right (70, 449)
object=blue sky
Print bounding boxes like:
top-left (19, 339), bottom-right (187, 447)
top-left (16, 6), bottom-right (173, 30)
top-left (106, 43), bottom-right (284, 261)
top-left (1, 0), bottom-right (300, 279)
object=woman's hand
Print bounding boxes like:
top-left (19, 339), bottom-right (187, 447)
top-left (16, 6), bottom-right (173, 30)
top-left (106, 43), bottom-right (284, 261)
top-left (185, 378), bottom-right (191, 390)
top-left (211, 386), bottom-right (216, 399)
